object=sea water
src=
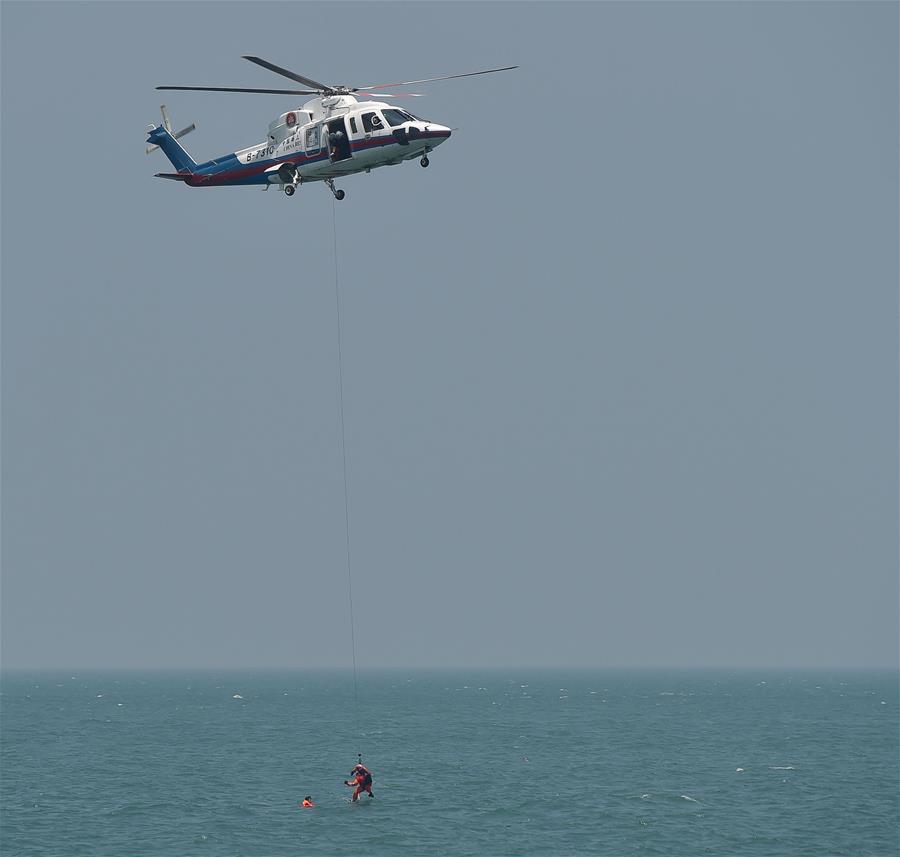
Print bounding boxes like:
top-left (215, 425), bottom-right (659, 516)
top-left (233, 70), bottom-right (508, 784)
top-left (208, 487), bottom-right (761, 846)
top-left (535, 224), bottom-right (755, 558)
top-left (1, 670), bottom-right (897, 856)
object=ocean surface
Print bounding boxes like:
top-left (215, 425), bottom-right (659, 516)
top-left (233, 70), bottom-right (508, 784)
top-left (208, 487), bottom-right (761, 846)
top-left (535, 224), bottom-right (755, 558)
top-left (1, 670), bottom-right (897, 856)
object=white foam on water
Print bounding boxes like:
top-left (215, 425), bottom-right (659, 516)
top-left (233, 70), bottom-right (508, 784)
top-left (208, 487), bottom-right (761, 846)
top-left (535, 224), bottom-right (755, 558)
top-left (680, 795), bottom-right (699, 802)
top-left (769, 766), bottom-right (794, 770)
top-left (232, 694), bottom-right (243, 700)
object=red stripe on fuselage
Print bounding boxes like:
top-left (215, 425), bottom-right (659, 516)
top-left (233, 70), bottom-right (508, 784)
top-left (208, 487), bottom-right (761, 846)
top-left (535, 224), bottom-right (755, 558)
top-left (193, 130), bottom-right (450, 187)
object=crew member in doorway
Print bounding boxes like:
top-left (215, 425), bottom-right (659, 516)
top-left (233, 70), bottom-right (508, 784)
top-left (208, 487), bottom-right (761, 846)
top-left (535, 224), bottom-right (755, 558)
top-left (345, 763), bottom-right (374, 800)
top-left (329, 129), bottom-right (347, 162)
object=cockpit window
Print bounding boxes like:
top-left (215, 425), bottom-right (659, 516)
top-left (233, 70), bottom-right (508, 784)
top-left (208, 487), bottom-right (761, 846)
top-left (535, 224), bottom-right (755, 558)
top-left (382, 109), bottom-right (412, 127)
top-left (361, 112), bottom-right (384, 133)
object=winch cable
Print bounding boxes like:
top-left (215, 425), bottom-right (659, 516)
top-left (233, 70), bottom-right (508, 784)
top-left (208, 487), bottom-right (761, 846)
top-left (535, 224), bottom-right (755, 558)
top-left (331, 198), bottom-right (361, 746)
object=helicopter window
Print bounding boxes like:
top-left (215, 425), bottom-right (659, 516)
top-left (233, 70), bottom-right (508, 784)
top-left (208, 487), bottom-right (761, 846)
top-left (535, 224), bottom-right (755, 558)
top-left (305, 125), bottom-right (320, 150)
top-left (349, 116), bottom-right (358, 134)
top-left (382, 109), bottom-right (411, 127)
top-left (361, 112), bottom-right (383, 133)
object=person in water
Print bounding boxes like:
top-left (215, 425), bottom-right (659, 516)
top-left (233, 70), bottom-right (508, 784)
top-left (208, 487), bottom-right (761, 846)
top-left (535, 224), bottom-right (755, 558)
top-left (345, 763), bottom-right (374, 801)
top-left (301, 796), bottom-right (315, 808)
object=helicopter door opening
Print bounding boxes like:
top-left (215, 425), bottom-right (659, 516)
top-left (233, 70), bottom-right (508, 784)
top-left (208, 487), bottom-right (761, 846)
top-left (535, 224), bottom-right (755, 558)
top-left (327, 118), bottom-right (352, 162)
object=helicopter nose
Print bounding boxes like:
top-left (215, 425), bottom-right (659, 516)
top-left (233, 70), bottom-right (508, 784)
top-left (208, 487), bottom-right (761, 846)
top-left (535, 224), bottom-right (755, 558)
top-left (427, 124), bottom-right (451, 144)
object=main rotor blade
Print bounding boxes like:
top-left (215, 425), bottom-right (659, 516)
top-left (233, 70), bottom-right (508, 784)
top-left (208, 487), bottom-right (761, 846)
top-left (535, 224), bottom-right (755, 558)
top-left (242, 56), bottom-right (333, 92)
top-left (355, 65), bottom-right (518, 91)
top-left (156, 85), bottom-right (320, 95)
top-left (355, 92), bottom-right (425, 99)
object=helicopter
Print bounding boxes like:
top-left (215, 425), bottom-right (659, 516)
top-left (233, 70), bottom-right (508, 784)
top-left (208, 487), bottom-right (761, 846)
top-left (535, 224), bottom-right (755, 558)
top-left (146, 56), bottom-right (516, 200)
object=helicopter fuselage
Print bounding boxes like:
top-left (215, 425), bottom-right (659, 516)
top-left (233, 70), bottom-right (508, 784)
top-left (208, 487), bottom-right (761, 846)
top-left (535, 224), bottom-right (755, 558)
top-left (147, 96), bottom-right (451, 195)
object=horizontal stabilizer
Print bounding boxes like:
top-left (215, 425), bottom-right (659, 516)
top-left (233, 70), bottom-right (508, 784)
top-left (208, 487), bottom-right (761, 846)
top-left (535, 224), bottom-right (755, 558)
top-left (155, 172), bottom-right (192, 181)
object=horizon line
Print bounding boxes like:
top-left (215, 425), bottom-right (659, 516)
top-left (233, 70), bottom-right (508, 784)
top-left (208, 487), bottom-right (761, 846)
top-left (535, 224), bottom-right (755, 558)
top-left (2, 663), bottom-right (898, 674)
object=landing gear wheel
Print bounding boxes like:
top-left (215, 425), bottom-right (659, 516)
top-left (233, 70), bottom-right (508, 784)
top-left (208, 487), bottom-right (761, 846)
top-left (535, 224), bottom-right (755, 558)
top-left (325, 178), bottom-right (345, 201)
top-left (284, 184), bottom-right (295, 197)
top-left (420, 156), bottom-right (430, 168)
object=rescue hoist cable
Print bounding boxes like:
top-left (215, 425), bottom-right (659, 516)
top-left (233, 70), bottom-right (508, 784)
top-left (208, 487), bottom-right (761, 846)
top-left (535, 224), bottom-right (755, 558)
top-left (332, 199), bottom-right (361, 745)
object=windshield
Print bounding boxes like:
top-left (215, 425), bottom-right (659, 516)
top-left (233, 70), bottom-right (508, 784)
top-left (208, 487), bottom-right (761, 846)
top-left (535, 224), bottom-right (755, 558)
top-left (382, 109), bottom-right (414, 127)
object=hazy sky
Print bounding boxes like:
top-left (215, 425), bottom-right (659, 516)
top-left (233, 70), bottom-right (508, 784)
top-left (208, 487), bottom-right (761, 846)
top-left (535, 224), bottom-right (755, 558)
top-left (2, 2), bottom-right (897, 670)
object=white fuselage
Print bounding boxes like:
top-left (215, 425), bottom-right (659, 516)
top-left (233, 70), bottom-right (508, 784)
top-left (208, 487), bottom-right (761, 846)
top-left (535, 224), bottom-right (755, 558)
top-left (190, 96), bottom-right (450, 189)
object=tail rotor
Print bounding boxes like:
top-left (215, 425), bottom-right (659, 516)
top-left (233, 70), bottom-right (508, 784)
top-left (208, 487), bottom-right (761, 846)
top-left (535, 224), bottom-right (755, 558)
top-left (146, 105), bottom-right (196, 154)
